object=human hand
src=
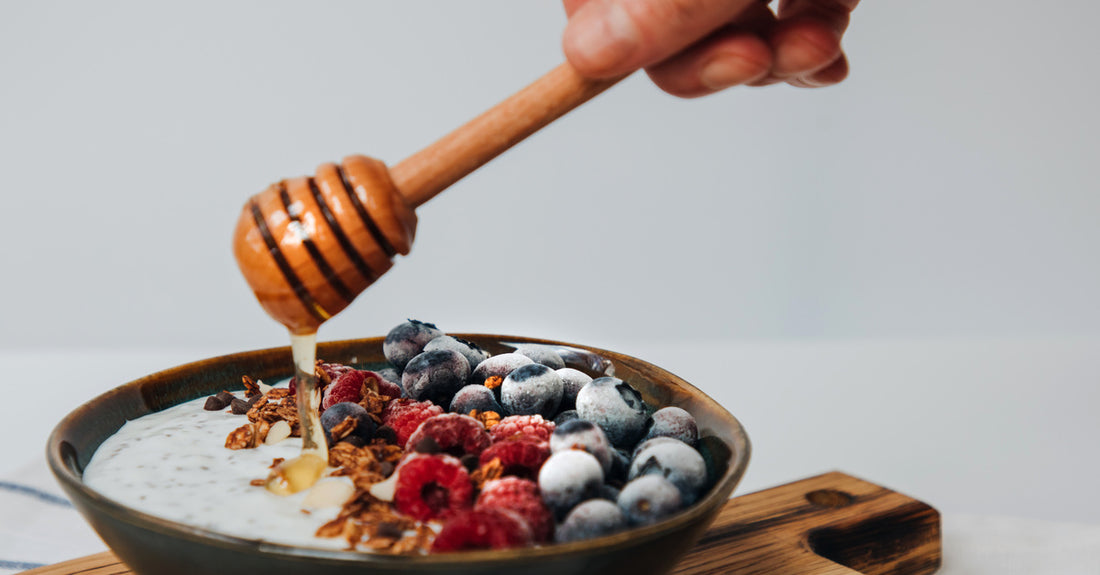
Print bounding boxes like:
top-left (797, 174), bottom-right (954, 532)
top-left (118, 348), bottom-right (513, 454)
top-left (561, 0), bottom-right (859, 97)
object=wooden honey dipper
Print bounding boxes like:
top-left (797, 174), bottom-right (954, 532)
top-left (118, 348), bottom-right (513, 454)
top-left (233, 63), bottom-right (625, 335)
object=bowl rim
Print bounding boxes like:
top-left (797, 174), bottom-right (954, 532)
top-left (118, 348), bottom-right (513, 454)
top-left (47, 333), bottom-right (751, 566)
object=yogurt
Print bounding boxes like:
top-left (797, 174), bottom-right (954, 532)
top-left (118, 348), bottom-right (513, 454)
top-left (83, 387), bottom-right (351, 550)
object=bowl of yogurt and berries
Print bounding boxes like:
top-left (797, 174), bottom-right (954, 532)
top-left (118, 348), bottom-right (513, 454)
top-left (48, 320), bottom-right (750, 575)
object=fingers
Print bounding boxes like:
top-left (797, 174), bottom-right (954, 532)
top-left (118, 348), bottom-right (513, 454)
top-left (769, 0), bottom-right (858, 85)
top-left (562, 0), bottom-right (760, 78)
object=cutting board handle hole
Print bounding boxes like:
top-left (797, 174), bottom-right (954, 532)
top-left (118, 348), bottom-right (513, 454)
top-left (805, 489), bottom-right (853, 508)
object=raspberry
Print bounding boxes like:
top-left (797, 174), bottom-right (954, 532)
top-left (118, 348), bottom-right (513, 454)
top-left (478, 438), bottom-right (550, 480)
top-left (490, 415), bottom-right (556, 444)
top-left (382, 399), bottom-right (444, 446)
top-left (322, 370), bottom-right (369, 410)
top-left (374, 375), bottom-right (403, 400)
top-left (406, 414), bottom-right (491, 456)
top-left (288, 362), bottom-right (355, 395)
top-left (430, 508), bottom-right (533, 552)
top-left (476, 477), bottom-right (554, 542)
top-left (393, 454), bottom-right (473, 522)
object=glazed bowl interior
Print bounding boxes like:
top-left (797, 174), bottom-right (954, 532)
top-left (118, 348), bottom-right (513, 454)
top-left (48, 334), bottom-right (750, 575)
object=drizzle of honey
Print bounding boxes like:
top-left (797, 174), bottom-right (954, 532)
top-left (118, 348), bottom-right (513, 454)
top-left (265, 332), bottom-right (329, 495)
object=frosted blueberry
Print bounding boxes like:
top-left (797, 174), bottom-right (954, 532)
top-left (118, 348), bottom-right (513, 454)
top-left (538, 450), bottom-right (604, 519)
top-left (629, 438), bottom-right (707, 505)
top-left (515, 344), bottom-right (566, 370)
top-left (500, 364), bottom-right (563, 418)
top-left (449, 385), bottom-right (504, 415)
top-left (383, 319), bottom-right (443, 370)
top-left (402, 349), bottom-right (470, 407)
top-left (618, 475), bottom-right (682, 526)
top-left (555, 499), bottom-right (626, 543)
top-left (575, 377), bottom-right (649, 448)
top-left (424, 335), bottom-right (491, 372)
top-left (643, 407), bottom-right (698, 446)
top-left (555, 367), bottom-right (593, 411)
top-left (553, 409), bottom-right (580, 426)
top-left (470, 352), bottom-right (534, 390)
top-left (550, 419), bottom-right (613, 475)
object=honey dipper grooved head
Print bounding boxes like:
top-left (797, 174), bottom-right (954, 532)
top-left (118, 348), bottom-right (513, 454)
top-left (233, 155), bottom-right (417, 334)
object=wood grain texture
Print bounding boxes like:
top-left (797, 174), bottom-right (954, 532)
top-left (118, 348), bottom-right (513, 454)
top-left (22, 472), bottom-right (940, 575)
top-left (390, 63), bottom-right (624, 208)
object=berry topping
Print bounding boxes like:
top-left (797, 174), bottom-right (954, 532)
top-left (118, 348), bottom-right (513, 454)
top-left (320, 402), bottom-right (376, 444)
top-left (470, 353), bottom-right (534, 389)
top-left (617, 475), bottom-right (683, 526)
top-left (500, 363), bottom-right (564, 418)
top-left (405, 413), bottom-right (491, 457)
top-left (555, 368), bottom-right (593, 411)
top-left (514, 344), bottom-right (566, 370)
top-left (629, 438), bottom-right (707, 505)
top-left (489, 414), bottom-right (556, 444)
top-left (393, 454), bottom-right (473, 522)
top-left (550, 419), bottom-right (613, 475)
top-left (424, 335), bottom-right (491, 372)
top-left (381, 399), bottom-right (444, 447)
top-left (384, 319), bottom-right (443, 370)
top-left (321, 370), bottom-right (377, 411)
top-left (449, 385), bottom-right (504, 416)
top-left (538, 450), bottom-right (604, 519)
top-left (478, 438), bottom-right (550, 480)
top-left (476, 477), bottom-right (554, 542)
top-left (555, 499), bottom-right (626, 543)
top-left (643, 406), bottom-right (698, 446)
top-left (430, 508), bottom-right (533, 552)
top-left (402, 349), bottom-right (470, 407)
top-left (575, 377), bottom-right (650, 448)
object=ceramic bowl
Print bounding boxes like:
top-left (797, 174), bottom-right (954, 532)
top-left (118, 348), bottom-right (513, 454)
top-left (48, 334), bottom-right (750, 575)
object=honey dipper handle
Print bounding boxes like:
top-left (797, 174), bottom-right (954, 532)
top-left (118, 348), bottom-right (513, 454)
top-left (391, 63), bottom-right (625, 208)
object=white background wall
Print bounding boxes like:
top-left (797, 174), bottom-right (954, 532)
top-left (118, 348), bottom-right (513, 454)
top-left (1, 0), bottom-right (1098, 350)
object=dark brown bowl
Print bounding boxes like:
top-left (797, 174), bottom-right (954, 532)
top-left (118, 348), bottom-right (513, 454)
top-left (48, 334), bottom-right (750, 575)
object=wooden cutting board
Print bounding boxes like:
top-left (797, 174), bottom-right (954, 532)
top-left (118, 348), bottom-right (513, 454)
top-left (22, 472), bottom-right (941, 575)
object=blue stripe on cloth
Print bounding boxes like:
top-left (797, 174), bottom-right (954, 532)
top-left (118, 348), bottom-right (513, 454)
top-left (0, 558), bottom-right (47, 570)
top-left (0, 480), bottom-right (73, 508)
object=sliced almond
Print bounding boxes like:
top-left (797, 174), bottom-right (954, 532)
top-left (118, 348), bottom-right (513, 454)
top-left (301, 477), bottom-right (355, 510)
top-left (369, 470), bottom-right (400, 502)
top-left (264, 420), bottom-right (292, 445)
top-left (258, 380), bottom-right (274, 395)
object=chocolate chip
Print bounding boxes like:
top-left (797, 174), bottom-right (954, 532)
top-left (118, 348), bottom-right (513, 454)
top-left (230, 397), bottom-right (252, 415)
top-left (379, 461), bottom-right (395, 478)
top-left (216, 390), bottom-right (236, 403)
top-left (375, 425), bottom-right (398, 445)
top-left (460, 454), bottom-right (479, 472)
top-left (339, 435), bottom-right (367, 448)
top-left (413, 436), bottom-right (440, 454)
top-left (376, 521), bottom-right (404, 539)
top-left (204, 394), bottom-right (231, 411)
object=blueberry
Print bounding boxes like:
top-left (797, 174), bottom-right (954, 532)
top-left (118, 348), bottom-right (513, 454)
top-left (538, 450), bottom-right (604, 519)
top-left (383, 319), bottom-right (443, 371)
top-left (555, 368), bottom-right (593, 411)
top-left (550, 420), bottom-right (612, 475)
top-left (501, 364), bottom-right (564, 418)
top-left (402, 349), bottom-right (470, 407)
top-left (608, 448), bottom-right (631, 485)
top-left (618, 475), bottom-right (682, 526)
top-left (470, 352), bottom-right (534, 391)
top-left (643, 407), bottom-right (698, 446)
top-left (424, 335), bottom-right (491, 372)
top-left (376, 367), bottom-right (402, 386)
top-left (575, 377), bottom-right (650, 449)
top-left (629, 438), bottom-right (707, 505)
top-left (449, 384), bottom-right (504, 415)
top-left (598, 483), bottom-right (621, 502)
top-left (554, 410), bottom-right (580, 426)
top-left (514, 344), bottom-right (566, 370)
top-left (320, 402), bottom-right (375, 443)
top-left (555, 499), bottom-right (627, 543)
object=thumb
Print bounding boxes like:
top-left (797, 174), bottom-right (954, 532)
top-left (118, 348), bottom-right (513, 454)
top-left (563, 0), bottom-right (761, 78)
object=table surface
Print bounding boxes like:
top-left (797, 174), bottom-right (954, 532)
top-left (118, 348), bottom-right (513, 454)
top-left (4, 336), bottom-right (1099, 523)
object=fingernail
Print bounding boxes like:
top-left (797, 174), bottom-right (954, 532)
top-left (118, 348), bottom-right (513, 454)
top-left (699, 57), bottom-right (744, 91)
top-left (565, 1), bottom-right (639, 71)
